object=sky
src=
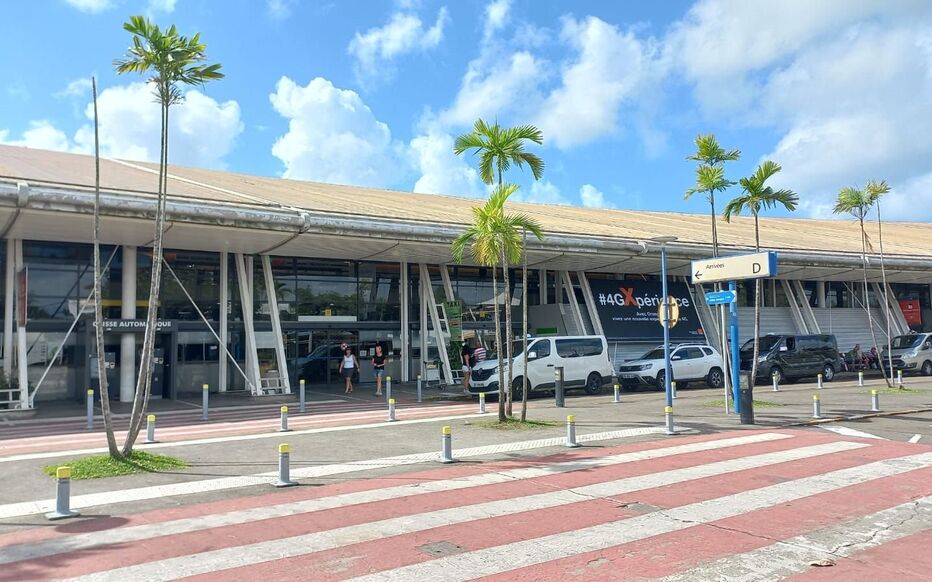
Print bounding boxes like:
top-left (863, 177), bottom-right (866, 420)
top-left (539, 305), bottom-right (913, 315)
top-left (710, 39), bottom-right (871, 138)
top-left (2, 0), bottom-right (932, 221)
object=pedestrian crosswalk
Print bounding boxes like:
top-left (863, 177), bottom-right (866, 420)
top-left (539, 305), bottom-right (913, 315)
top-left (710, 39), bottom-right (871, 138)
top-left (0, 429), bottom-right (929, 581)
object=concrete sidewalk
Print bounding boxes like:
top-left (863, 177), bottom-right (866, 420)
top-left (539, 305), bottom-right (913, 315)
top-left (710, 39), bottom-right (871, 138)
top-left (0, 375), bottom-right (928, 525)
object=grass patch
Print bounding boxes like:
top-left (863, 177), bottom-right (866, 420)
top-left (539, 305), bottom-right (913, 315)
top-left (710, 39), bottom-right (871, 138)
top-left (43, 450), bottom-right (187, 481)
top-left (872, 387), bottom-right (930, 396)
top-left (469, 417), bottom-right (561, 431)
top-left (703, 399), bottom-right (784, 409)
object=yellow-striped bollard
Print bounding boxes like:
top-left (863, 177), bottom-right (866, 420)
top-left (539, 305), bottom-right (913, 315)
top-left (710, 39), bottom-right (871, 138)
top-left (440, 425), bottom-right (454, 463)
top-left (665, 406), bottom-right (675, 435)
top-left (387, 398), bottom-right (397, 422)
top-left (812, 393), bottom-right (822, 418)
top-left (274, 443), bottom-right (297, 487)
top-left (871, 389), bottom-right (880, 412)
top-left (566, 415), bottom-right (580, 447)
top-left (279, 406), bottom-right (291, 432)
top-left (145, 414), bottom-right (158, 444)
top-left (46, 466), bottom-right (79, 520)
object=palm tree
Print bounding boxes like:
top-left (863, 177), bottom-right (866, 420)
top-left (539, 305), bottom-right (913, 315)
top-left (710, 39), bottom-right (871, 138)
top-left (454, 119), bottom-right (544, 417)
top-left (114, 16), bottom-right (223, 454)
top-left (833, 183), bottom-right (893, 388)
top-left (451, 184), bottom-right (543, 422)
top-left (868, 180), bottom-right (894, 386)
top-left (723, 161), bottom-right (798, 388)
top-left (91, 77), bottom-right (120, 459)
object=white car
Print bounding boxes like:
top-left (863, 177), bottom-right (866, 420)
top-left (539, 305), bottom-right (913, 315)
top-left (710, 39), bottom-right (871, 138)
top-left (617, 344), bottom-right (725, 390)
top-left (468, 335), bottom-right (614, 398)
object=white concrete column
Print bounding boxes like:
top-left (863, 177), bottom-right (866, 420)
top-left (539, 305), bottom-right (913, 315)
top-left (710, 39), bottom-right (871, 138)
top-left (816, 281), bottom-right (826, 309)
top-left (3, 240), bottom-right (14, 376)
top-left (419, 266), bottom-right (427, 381)
top-left (235, 253), bottom-right (261, 393)
top-left (219, 251), bottom-right (228, 392)
top-left (261, 255), bottom-right (291, 393)
top-left (120, 246), bottom-right (137, 402)
top-left (539, 269), bottom-right (548, 305)
top-left (400, 261), bottom-right (409, 382)
top-left (14, 239), bottom-right (28, 407)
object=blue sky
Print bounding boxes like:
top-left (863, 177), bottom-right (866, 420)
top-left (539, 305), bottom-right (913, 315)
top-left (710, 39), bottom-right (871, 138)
top-left (2, 0), bottom-right (931, 220)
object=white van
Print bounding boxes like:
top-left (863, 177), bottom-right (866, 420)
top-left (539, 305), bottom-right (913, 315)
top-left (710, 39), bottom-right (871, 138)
top-left (882, 333), bottom-right (932, 376)
top-left (467, 335), bottom-right (614, 398)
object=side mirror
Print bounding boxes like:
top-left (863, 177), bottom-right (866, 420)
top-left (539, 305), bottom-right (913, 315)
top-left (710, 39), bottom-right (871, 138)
top-left (527, 351), bottom-right (538, 361)
top-left (924, 343), bottom-right (931, 351)
top-left (671, 355), bottom-right (682, 361)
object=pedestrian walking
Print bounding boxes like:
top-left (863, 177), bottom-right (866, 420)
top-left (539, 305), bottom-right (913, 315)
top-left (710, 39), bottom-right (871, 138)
top-left (339, 346), bottom-right (359, 394)
top-left (461, 342), bottom-right (474, 394)
top-left (373, 344), bottom-right (387, 396)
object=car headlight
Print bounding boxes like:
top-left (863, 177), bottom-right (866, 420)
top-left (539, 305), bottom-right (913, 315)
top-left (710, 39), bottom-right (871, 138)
top-left (639, 363), bottom-right (653, 371)
top-left (757, 356), bottom-right (768, 363)
top-left (907, 350), bottom-right (919, 358)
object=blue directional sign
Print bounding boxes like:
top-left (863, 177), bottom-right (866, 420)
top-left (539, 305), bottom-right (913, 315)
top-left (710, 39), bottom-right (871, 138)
top-left (705, 290), bottom-right (737, 305)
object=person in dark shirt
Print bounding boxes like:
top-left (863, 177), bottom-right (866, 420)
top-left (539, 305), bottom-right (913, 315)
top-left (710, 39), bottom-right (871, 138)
top-left (461, 343), bottom-right (474, 394)
top-left (373, 344), bottom-right (387, 396)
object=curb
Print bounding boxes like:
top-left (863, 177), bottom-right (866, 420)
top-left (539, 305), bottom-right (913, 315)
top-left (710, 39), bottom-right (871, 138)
top-left (787, 406), bottom-right (932, 427)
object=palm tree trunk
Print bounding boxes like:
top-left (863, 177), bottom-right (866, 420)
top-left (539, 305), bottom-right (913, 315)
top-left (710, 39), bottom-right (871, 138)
top-left (123, 99), bottom-right (170, 453)
top-left (521, 228), bottom-right (528, 422)
top-left (91, 78), bottom-right (120, 459)
top-left (502, 251), bottom-right (514, 418)
top-left (750, 214), bottom-right (761, 389)
top-left (876, 204), bottom-right (895, 387)
top-left (492, 267), bottom-right (505, 422)
top-left (859, 216), bottom-right (891, 388)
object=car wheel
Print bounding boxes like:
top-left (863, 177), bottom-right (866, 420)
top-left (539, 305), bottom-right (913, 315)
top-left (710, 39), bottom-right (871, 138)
top-left (584, 372), bottom-right (603, 395)
top-left (656, 370), bottom-right (668, 391)
top-left (511, 377), bottom-right (530, 401)
top-left (822, 364), bottom-right (835, 382)
top-left (707, 367), bottom-right (724, 389)
top-left (922, 361), bottom-right (932, 376)
top-left (770, 366), bottom-right (784, 385)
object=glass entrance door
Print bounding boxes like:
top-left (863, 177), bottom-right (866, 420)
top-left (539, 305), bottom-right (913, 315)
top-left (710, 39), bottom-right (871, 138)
top-left (288, 329), bottom-right (358, 387)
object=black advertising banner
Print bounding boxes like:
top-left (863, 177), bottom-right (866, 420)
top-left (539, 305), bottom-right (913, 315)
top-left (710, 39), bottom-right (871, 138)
top-left (588, 279), bottom-right (705, 341)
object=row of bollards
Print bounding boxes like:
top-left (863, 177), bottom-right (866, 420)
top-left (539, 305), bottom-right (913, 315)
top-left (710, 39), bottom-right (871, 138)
top-left (812, 390), bottom-right (883, 419)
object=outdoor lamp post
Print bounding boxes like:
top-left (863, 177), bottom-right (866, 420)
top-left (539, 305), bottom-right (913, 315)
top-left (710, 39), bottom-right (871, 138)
top-left (649, 236), bottom-right (678, 409)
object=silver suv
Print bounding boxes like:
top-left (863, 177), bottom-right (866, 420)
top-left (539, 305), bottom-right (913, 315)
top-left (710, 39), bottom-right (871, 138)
top-left (617, 344), bottom-right (725, 390)
top-left (882, 333), bottom-right (932, 376)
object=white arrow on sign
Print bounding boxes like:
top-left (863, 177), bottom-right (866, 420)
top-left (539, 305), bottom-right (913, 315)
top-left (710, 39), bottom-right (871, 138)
top-left (691, 251), bottom-right (777, 285)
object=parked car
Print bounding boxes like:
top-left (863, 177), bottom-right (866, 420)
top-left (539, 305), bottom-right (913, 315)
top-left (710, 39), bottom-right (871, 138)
top-left (740, 334), bottom-right (841, 384)
top-left (882, 333), bottom-right (932, 376)
top-left (617, 344), bottom-right (725, 390)
top-left (467, 335), bottom-right (614, 398)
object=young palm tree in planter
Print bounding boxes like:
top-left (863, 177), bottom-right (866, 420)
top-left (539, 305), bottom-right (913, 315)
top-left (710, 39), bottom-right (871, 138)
top-left (723, 161), bottom-right (798, 387)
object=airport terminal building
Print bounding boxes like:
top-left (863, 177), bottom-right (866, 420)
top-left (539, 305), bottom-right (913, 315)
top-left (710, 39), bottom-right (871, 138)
top-left (0, 144), bottom-right (930, 409)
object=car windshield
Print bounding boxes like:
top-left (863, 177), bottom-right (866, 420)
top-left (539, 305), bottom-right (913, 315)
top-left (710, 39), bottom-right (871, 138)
top-left (639, 348), bottom-right (666, 361)
top-left (742, 336), bottom-right (782, 353)
top-left (891, 335), bottom-right (924, 349)
top-left (485, 341), bottom-right (526, 361)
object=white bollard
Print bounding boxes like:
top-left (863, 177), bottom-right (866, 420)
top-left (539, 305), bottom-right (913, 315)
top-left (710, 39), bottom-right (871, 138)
top-left (274, 443), bottom-right (297, 487)
top-left (145, 414), bottom-right (158, 444)
top-left (279, 406), bottom-right (291, 432)
top-left (871, 389), bottom-right (880, 412)
top-left (440, 425), bottom-right (454, 463)
top-left (478, 392), bottom-right (486, 414)
top-left (812, 394), bottom-right (822, 419)
top-left (566, 415), bottom-right (580, 448)
top-left (665, 406), bottom-right (676, 435)
top-left (858, 371), bottom-right (864, 387)
top-left (201, 383), bottom-right (209, 421)
top-left (817, 374), bottom-right (823, 390)
top-left (299, 379), bottom-right (306, 413)
top-left (46, 467), bottom-right (79, 520)
top-left (388, 398), bottom-right (397, 422)
top-left (612, 383), bottom-right (621, 404)
top-left (772, 373), bottom-right (780, 392)
top-left (897, 370), bottom-right (904, 387)
top-left (417, 374), bottom-right (422, 403)
top-left (86, 389), bottom-right (94, 430)
top-left (671, 381), bottom-right (678, 400)
top-left (386, 376), bottom-right (392, 401)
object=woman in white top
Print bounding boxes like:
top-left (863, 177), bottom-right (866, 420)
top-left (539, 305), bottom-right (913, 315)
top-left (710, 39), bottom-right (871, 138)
top-left (339, 347), bottom-right (359, 394)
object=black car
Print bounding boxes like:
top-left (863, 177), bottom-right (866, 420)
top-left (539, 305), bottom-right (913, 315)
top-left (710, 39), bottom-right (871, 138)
top-left (740, 334), bottom-right (841, 384)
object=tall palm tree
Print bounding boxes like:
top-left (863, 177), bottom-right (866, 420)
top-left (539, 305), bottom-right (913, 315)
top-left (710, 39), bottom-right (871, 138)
top-left (866, 180), bottom-right (894, 385)
top-left (454, 119), bottom-right (544, 416)
top-left (833, 183), bottom-right (893, 388)
top-left (114, 16), bottom-right (223, 453)
top-left (91, 77), bottom-right (121, 459)
top-left (451, 184), bottom-right (543, 422)
top-left (723, 161), bottom-right (798, 387)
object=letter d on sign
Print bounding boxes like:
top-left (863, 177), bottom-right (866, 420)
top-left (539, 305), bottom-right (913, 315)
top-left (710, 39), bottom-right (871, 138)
top-left (753, 263), bottom-right (761, 273)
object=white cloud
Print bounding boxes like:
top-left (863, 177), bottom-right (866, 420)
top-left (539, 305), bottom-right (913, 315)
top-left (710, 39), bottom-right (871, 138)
top-left (147, 0), bottom-right (178, 13)
top-left (0, 121), bottom-right (73, 152)
top-left (513, 180), bottom-right (570, 205)
top-left (410, 129), bottom-right (486, 197)
top-left (2, 82), bottom-right (243, 169)
top-left (483, 0), bottom-right (511, 41)
top-left (267, 0), bottom-right (296, 20)
top-left (440, 51), bottom-right (544, 127)
top-left (537, 16), bottom-right (656, 149)
top-left (269, 76), bottom-right (407, 186)
top-left (579, 184), bottom-right (614, 208)
top-left (55, 77), bottom-right (93, 99)
top-left (348, 7), bottom-right (449, 83)
top-left (64, 0), bottom-right (113, 13)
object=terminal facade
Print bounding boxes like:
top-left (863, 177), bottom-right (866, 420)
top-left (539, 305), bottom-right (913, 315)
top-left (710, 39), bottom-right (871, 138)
top-left (0, 145), bottom-right (930, 408)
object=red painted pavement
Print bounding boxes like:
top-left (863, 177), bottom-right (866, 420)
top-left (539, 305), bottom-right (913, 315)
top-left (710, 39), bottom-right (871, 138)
top-left (786, 529), bottom-right (932, 581)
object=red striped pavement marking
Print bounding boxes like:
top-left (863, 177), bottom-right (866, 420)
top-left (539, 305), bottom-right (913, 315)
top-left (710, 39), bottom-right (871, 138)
top-left (0, 430), bottom-right (779, 548)
top-left (189, 439), bottom-right (900, 582)
top-left (0, 432), bottom-right (811, 578)
top-left (786, 529), bottom-right (932, 581)
top-left (479, 466), bottom-right (932, 581)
